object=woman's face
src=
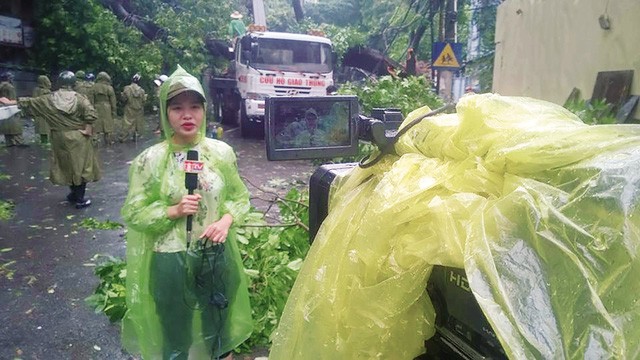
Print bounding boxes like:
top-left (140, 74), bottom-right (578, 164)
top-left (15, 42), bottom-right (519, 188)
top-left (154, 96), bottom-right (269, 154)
top-left (167, 91), bottom-right (204, 144)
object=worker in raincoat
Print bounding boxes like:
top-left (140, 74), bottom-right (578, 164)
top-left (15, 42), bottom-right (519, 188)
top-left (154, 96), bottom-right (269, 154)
top-left (120, 73), bottom-right (147, 141)
top-left (153, 74), bottom-right (168, 137)
top-left (32, 75), bottom-right (52, 144)
top-left (0, 72), bottom-right (26, 147)
top-left (121, 65), bottom-right (252, 360)
top-left (228, 11), bottom-right (246, 47)
top-left (86, 73), bottom-right (96, 86)
top-left (0, 71), bottom-right (100, 209)
top-left (276, 107), bottom-right (328, 148)
top-left (73, 70), bottom-right (92, 101)
top-left (91, 71), bottom-right (117, 145)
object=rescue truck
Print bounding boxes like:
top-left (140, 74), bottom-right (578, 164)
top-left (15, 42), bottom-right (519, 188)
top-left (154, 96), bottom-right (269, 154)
top-left (210, 29), bottom-right (335, 137)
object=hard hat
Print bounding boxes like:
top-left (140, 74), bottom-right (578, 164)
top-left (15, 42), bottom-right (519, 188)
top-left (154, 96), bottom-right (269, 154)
top-left (154, 74), bottom-right (169, 87)
top-left (58, 71), bottom-right (76, 88)
top-left (0, 71), bottom-right (14, 82)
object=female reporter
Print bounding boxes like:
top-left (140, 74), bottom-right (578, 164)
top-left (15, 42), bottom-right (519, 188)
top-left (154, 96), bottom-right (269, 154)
top-left (121, 66), bottom-right (252, 360)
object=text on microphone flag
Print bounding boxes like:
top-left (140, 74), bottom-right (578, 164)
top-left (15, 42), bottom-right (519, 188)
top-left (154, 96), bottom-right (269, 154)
top-left (184, 160), bottom-right (204, 173)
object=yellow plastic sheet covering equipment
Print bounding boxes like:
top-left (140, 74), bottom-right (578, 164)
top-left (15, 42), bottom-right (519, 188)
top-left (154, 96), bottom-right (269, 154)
top-left (269, 94), bottom-right (640, 359)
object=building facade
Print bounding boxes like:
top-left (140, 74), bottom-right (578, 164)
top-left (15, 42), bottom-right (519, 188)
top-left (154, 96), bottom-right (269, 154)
top-left (492, 0), bottom-right (640, 120)
top-left (1, 0), bottom-right (39, 96)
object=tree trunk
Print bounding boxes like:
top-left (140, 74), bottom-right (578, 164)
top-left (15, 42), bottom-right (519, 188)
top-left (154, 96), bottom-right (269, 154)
top-left (98, 0), bottom-right (166, 41)
top-left (409, 24), bottom-right (427, 56)
top-left (292, 0), bottom-right (304, 22)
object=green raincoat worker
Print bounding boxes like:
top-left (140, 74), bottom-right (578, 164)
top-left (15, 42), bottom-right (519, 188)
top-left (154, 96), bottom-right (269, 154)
top-left (0, 72), bottom-right (26, 147)
top-left (0, 71), bottom-right (100, 208)
top-left (91, 71), bottom-right (117, 145)
top-left (32, 75), bottom-right (52, 144)
top-left (121, 65), bottom-right (253, 360)
top-left (228, 11), bottom-right (246, 47)
top-left (121, 73), bottom-right (147, 141)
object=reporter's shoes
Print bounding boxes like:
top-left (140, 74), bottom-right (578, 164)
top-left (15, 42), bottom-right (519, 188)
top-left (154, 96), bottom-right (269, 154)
top-left (75, 199), bottom-right (91, 209)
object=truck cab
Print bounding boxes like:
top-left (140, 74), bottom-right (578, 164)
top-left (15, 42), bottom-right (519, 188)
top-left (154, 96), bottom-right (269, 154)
top-left (230, 31), bottom-right (334, 137)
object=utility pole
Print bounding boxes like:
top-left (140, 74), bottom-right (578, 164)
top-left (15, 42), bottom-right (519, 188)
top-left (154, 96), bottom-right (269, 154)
top-left (252, 0), bottom-right (267, 27)
top-left (438, 0), bottom-right (457, 101)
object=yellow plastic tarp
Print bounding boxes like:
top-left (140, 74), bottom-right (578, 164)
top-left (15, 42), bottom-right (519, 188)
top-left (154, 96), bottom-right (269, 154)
top-left (269, 94), bottom-right (640, 359)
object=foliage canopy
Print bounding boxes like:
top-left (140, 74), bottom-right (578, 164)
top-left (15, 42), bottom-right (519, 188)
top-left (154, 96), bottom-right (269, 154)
top-left (28, 0), bottom-right (501, 93)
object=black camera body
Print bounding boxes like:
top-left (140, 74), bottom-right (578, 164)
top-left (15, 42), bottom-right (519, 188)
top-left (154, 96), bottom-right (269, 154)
top-left (266, 96), bottom-right (506, 359)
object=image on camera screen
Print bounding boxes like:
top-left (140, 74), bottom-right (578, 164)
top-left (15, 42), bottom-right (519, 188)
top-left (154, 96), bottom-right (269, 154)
top-left (265, 95), bottom-right (358, 161)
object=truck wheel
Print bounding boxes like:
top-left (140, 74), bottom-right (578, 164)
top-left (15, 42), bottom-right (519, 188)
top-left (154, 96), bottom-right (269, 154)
top-left (220, 96), bottom-right (238, 126)
top-left (220, 92), bottom-right (240, 126)
top-left (221, 105), bottom-right (236, 126)
top-left (239, 102), bottom-right (251, 138)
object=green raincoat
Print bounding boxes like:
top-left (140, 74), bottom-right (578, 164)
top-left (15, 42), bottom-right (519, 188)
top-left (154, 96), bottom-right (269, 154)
top-left (0, 80), bottom-right (23, 137)
top-left (121, 82), bottom-right (147, 134)
top-left (269, 94), bottom-right (640, 359)
top-left (18, 89), bottom-right (101, 186)
top-left (228, 19), bottom-right (246, 39)
top-left (91, 72), bottom-right (117, 134)
top-left (32, 75), bottom-right (52, 136)
top-left (121, 66), bottom-right (252, 359)
top-left (74, 80), bottom-right (93, 103)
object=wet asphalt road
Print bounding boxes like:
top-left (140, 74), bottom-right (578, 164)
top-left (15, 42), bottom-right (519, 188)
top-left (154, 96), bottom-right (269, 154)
top-left (0, 122), bottom-right (314, 359)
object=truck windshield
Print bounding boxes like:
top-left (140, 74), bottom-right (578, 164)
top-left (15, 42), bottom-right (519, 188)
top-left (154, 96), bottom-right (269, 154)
top-left (252, 38), bottom-right (332, 73)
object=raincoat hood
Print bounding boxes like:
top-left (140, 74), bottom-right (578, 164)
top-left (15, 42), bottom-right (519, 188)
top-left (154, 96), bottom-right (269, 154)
top-left (158, 65), bottom-right (207, 148)
top-left (52, 89), bottom-right (78, 114)
top-left (37, 75), bottom-right (52, 90)
top-left (96, 72), bottom-right (112, 84)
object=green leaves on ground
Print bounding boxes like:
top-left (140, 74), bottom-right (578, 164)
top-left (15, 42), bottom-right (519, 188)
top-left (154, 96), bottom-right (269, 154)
top-left (76, 217), bottom-right (124, 230)
top-left (1, 247), bottom-right (16, 281)
top-left (85, 254), bottom-right (127, 323)
top-left (0, 171), bottom-right (12, 220)
top-left (0, 200), bottom-right (14, 220)
top-left (236, 187), bottom-right (311, 350)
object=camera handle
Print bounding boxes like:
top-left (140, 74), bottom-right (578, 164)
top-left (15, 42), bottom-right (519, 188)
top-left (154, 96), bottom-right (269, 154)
top-left (358, 103), bottom-right (456, 168)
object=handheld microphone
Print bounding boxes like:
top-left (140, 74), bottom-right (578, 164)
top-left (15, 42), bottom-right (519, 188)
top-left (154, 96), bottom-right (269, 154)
top-left (184, 150), bottom-right (202, 244)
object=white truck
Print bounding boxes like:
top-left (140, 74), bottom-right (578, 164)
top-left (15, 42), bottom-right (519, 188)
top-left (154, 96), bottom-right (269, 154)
top-left (210, 30), bottom-right (335, 137)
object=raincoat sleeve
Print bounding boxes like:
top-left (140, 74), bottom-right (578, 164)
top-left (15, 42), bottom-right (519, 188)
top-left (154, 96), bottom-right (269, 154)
top-left (218, 144), bottom-right (250, 224)
top-left (122, 147), bottom-right (176, 235)
top-left (17, 96), bottom-right (43, 118)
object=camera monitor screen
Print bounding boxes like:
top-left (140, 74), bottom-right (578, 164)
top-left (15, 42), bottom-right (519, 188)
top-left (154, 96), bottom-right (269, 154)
top-left (265, 95), bottom-right (359, 161)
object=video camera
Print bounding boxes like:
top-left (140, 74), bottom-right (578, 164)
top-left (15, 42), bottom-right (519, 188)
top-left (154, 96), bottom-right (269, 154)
top-left (264, 96), bottom-right (507, 360)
